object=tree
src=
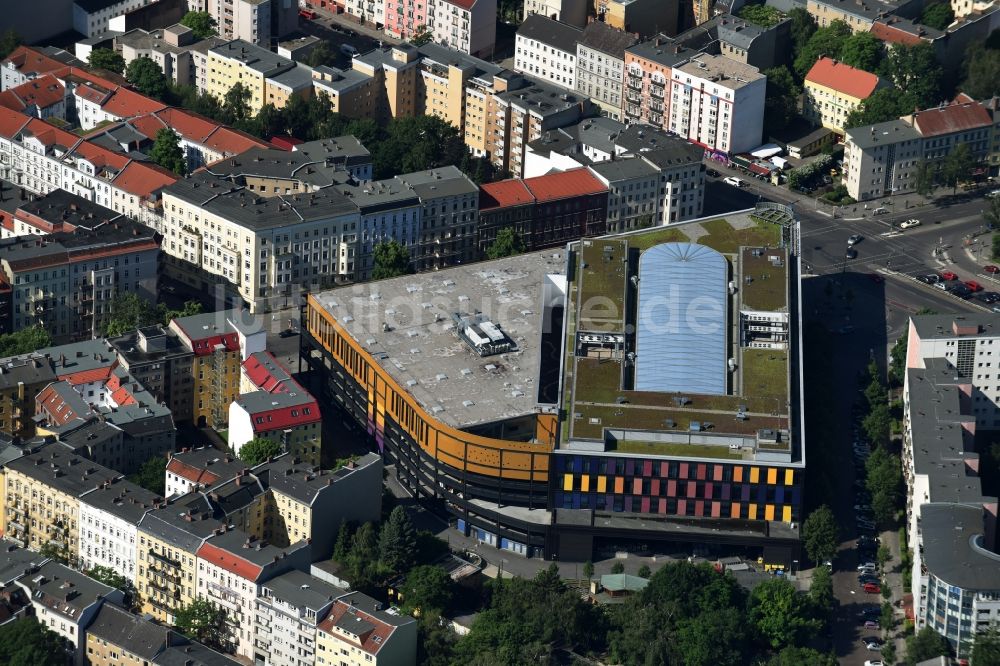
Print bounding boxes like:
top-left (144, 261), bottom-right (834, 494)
top-left (845, 88), bottom-right (916, 130)
top-left (39, 541), bottom-right (68, 565)
top-left (611, 561), bottom-right (625, 574)
top-left (158, 300), bottom-right (202, 326)
top-left (788, 8), bottom-right (817, 61)
top-left (793, 20), bottom-right (852, 78)
top-left (372, 115), bottom-right (466, 178)
top-left (747, 578), bottom-right (823, 650)
top-left (637, 564), bottom-right (651, 579)
top-left (222, 82), bottom-right (252, 126)
top-left (866, 447), bottom-right (903, 524)
top-left (762, 66), bottom-right (801, 137)
top-left (583, 560), bottom-right (594, 583)
top-left (372, 240), bottom-right (412, 280)
top-left (0, 616), bottom-right (68, 666)
top-left (973, 626), bottom-right (1000, 665)
top-left (87, 565), bottom-right (138, 609)
top-left (877, 544), bottom-right (892, 569)
top-left (305, 41), bottom-right (335, 68)
top-left (400, 564), bottom-right (453, 615)
top-left (809, 564), bottom-right (834, 614)
top-left (738, 4), bottom-right (783, 27)
top-left (880, 42), bottom-right (943, 108)
top-left (180, 11), bottom-right (218, 39)
top-left (962, 40), bottom-right (1000, 100)
top-left (767, 647), bottom-right (838, 666)
top-left (915, 159), bottom-right (935, 197)
top-left (237, 437), bottom-right (281, 465)
top-left (985, 194), bottom-right (1000, 231)
top-left (906, 626), bottom-right (951, 663)
top-left (921, 2), bottom-right (954, 30)
top-left (128, 455), bottom-right (166, 496)
top-left (838, 32), bottom-right (882, 72)
top-left (150, 128), bottom-right (187, 176)
top-left (88, 48), bottom-right (126, 75)
top-left (174, 599), bottom-right (230, 652)
top-left (0, 326), bottom-right (51, 356)
top-left (889, 335), bottom-right (907, 386)
top-left (802, 505), bottom-right (838, 564)
top-left (0, 30), bottom-right (21, 61)
top-left (379, 506), bottom-right (417, 575)
top-left (863, 402), bottom-right (892, 449)
top-left (942, 142), bottom-right (976, 193)
top-left (332, 521), bottom-right (353, 562)
top-left (125, 56), bottom-right (167, 99)
top-left (410, 24), bottom-right (433, 46)
top-left (105, 292), bottom-right (157, 336)
top-left (486, 227), bottom-right (526, 259)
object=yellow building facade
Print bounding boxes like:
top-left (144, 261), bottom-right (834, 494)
top-left (206, 40), bottom-right (296, 114)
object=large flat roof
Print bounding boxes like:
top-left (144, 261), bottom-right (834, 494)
top-left (311, 251), bottom-right (568, 428)
top-left (920, 503), bottom-right (1000, 591)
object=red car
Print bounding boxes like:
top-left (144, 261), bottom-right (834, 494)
top-left (965, 280), bottom-right (984, 292)
top-left (863, 582), bottom-right (881, 594)
top-left (985, 265), bottom-right (1000, 274)
top-left (299, 8), bottom-right (317, 18)
top-left (940, 271), bottom-right (958, 281)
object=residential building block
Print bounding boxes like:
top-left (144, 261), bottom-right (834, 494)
top-left (78, 476), bottom-right (159, 579)
top-left (574, 20), bottom-right (639, 121)
top-left (515, 15), bottom-right (583, 90)
top-left (803, 56), bottom-right (888, 135)
top-left (315, 591), bottom-right (417, 666)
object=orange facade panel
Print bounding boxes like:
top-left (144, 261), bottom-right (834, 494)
top-left (308, 296), bottom-right (552, 482)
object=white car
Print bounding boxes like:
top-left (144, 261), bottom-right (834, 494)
top-left (899, 218), bottom-right (921, 229)
top-left (865, 661), bottom-right (884, 666)
top-left (987, 189), bottom-right (1000, 199)
top-left (723, 176), bottom-right (744, 187)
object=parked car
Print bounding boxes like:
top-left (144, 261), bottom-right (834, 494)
top-left (916, 275), bottom-right (933, 284)
top-left (863, 582), bottom-right (882, 594)
top-left (706, 168), bottom-right (721, 177)
top-left (864, 661), bottom-right (884, 666)
top-left (984, 265), bottom-right (1000, 274)
top-left (858, 607), bottom-right (880, 618)
top-left (941, 270), bottom-right (959, 281)
top-left (987, 189), bottom-right (1000, 198)
top-left (848, 234), bottom-right (864, 246)
top-left (298, 8), bottom-right (317, 18)
top-left (863, 619), bottom-right (881, 629)
top-left (977, 292), bottom-right (1000, 304)
top-left (934, 281), bottom-right (949, 290)
top-left (723, 176), bottom-right (744, 187)
top-left (858, 562), bottom-right (877, 571)
top-left (948, 283), bottom-right (973, 298)
top-left (340, 43), bottom-right (359, 56)
top-left (863, 638), bottom-right (883, 651)
top-left (965, 280), bottom-right (984, 292)
top-left (872, 207), bottom-right (888, 215)
top-left (278, 328), bottom-right (297, 338)
top-left (846, 248), bottom-right (858, 260)
top-left (899, 218), bottom-right (921, 229)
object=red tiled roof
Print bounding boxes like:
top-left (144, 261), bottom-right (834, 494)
top-left (911, 101), bottom-right (993, 137)
top-left (479, 179), bottom-right (534, 210)
top-left (242, 352), bottom-right (287, 393)
top-left (1, 75), bottom-right (66, 112)
top-left (73, 83), bottom-right (113, 107)
top-left (317, 599), bottom-right (396, 656)
top-left (196, 541), bottom-right (264, 581)
top-left (35, 384), bottom-right (84, 426)
top-left (166, 458), bottom-right (223, 486)
top-left (0, 91), bottom-right (25, 113)
top-left (440, 0), bottom-right (478, 9)
top-left (111, 161), bottom-right (177, 198)
top-left (805, 57), bottom-right (882, 100)
top-left (270, 135), bottom-right (302, 150)
top-left (67, 139), bottom-right (130, 172)
top-left (869, 21), bottom-right (924, 46)
top-left (524, 167), bottom-right (608, 203)
top-left (248, 402), bottom-right (321, 433)
top-left (0, 106), bottom-right (30, 140)
top-left (100, 87), bottom-right (166, 119)
top-left (1, 46), bottom-right (67, 77)
top-left (57, 365), bottom-right (116, 384)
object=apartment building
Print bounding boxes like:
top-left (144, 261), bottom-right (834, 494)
top-left (393, 165), bottom-right (479, 271)
top-left (0, 218), bottom-right (159, 342)
top-left (136, 493), bottom-right (224, 624)
top-left (427, 0), bottom-right (498, 58)
top-left (265, 64), bottom-right (315, 109)
top-left (495, 82), bottom-right (588, 177)
top-left (110, 325), bottom-right (196, 423)
top-left (0, 106), bottom-right (177, 228)
top-left (717, 16), bottom-right (791, 71)
top-left (164, 447), bottom-right (248, 498)
top-left (73, 0), bottom-right (157, 38)
top-left (168, 310), bottom-right (266, 428)
top-left (843, 96), bottom-right (994, 201)
top-left (803, 57), bottom-right (887, 135)
top-left (522, 0), bottom-right (588, 26)
top-left (803, 0), bottom-right (894, 32)
top-left (16, 560), bottom-right (123, 663)
top-left (196, 528), bottom-right (311, 660)
top-left (667, 54), bottom-right (766, 155)
top-left (342, 178), bottom-right (422, 280)
top-left (206, 40), bottom-right (296, 113)
top-left (78, 477), bottom-right (159, 579)
top-left (587, 157), bottom-right (661, 231)
top-left (2, 442), bottom-right (121, 562)
top-left (71, 77), bottom-right (168, 132)
top-left (1, 46), bottom-right (83, 92)
top-left (161, 173), bottom-right (363, 313)
top-left (267, 453), bottom-right (382, 558)
top-left (254, 569), bottom-right (345, 666)
top-left (311, 65), bottom-right (379, 118)
top-left (84, 602), bottom-right (179, 666)
top-left (6, 187), bottom-right (121, 237)
top-left (478, 168), bottom-right (608, 252)
top-left (315, 591), bottom-right (417, 666)
top-left (343, 0), bottom-right (386, 32)
top-left (202, 136), bottom-right (374, 189)
top-left (515, 15), bottom-right (583, 90)
top-left (594, 0), bottom-right (679, 37)
top-left (116, 24), bottom-right (226, 88)
top-left (575, 20), bottom-right (639, 121)
top-left (0, 357), bottom-right (56, 439)
top-left (191, 0), bottom-right (298, 47)
top-left (623, 38), bottom-right (695, 131)
top-left (0, 75), bottom-right (67, 121)
top-left (229, 351), bottom-right (322, 466)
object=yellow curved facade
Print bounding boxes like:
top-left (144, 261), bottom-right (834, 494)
top-left (307, 295), bottom-right (554, 482)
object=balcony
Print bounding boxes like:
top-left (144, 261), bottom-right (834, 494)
top-left (626, 79), bottom-right (642, 92)
top-left (148, 549), bottom-right (181, 568)
top-left (649, 86), bottom-right (664, 99)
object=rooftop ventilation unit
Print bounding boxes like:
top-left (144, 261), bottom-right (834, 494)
top-left (453, 312), bottom-right (517, 357)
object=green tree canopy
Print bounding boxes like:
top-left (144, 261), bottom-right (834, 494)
top-left (150, 128), bottom-right (187, 176)
top-left (802, 504), bottom-right (838, 564)
top-left (180, 11), bottom-right (218, 39)
top-left (0, 326), bottom-right (51, 356)
top-left (237, 437), bottom-right (281, 465)
top-left (125, 57), bottom-right (167, 99)
top-left (845, 88), bottom-right (918, 130)
top-left (87, 565), bottom-right (138, 609)
top-left (767, 647), bottom-right (838, 666)
top-left (838, 32), bottom-right (882, 72)
top-left (379, 506), bottom-right (417, 576)
top-left (372, 240), bottom-right (413, 280)
top-left (763, 65), bottom-right (801, 136)
top-left (879, 42), bottom-right (943, 108)
top-left (866, 446), bottom-right (902, 524)
top-left (748, 578), bottom-right (823, 649)
top-left (128, 455), bottom-right (166, 496)
top-left (0, 30), bottom-right (22, 61)
top-left (305, 41), bottom-right (335, 68)
top-left (809, 563), bottom-right (834, 614)
top-left (738, 4), bottom-right (784, 27)
top-left (793, 20), bottom-right (852, 78)
top-left (921, 2), bottom-right (954, 30)
top-left (973, 626), bottom-right (1000, 665)
top-left (906, 626), bottom-right (951, 663)
top-left (962, 39), bottom-right (1000, 99)
top-left (222, 82), bottom-right (252, 126)
top-left (105, 293), bottom-right (158, 336)
top-left (788, 8), bottom-right (817, 61)
top-left (371, 115), bottom-right (467, 178)
top-left (174, 599), bottom-right (230, 652)
top-left (409, 25), bottom-right (433, 46)
top-left (88, 48), bottom-right (126, 75)
top-left (487, 227), bottom-right (526, 259)
top-left (0, 616), bottom-right (68, 666)
top-left (941, 142), bottom-right (976, 192)
top-left (862, 401), bottom-right (892, 449)
top-left (400, 564), bottom-right (453, 615)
